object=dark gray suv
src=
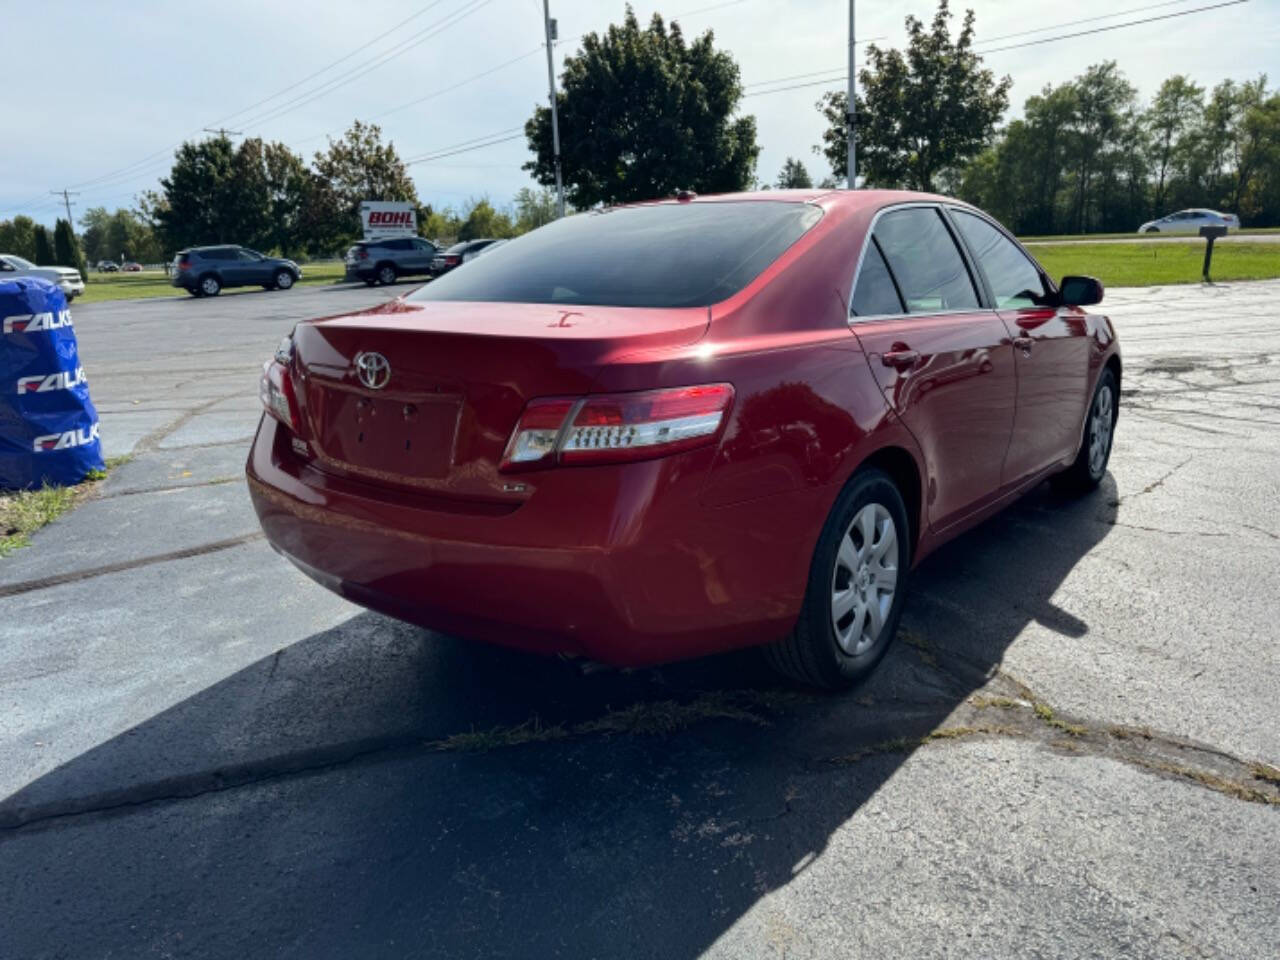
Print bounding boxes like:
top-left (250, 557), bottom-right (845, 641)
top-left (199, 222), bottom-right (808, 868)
top-left (171, 246), bottom-right (301, 297)
top-left (344, 237), bottom-right (439, 286)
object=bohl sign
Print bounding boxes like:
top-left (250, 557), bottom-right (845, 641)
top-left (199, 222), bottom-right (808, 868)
top-left (360, 201), bottom-right (417, 239)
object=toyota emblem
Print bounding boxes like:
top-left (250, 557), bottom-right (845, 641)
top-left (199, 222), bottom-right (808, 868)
top-left (354, 351), bottom-right (391, 390)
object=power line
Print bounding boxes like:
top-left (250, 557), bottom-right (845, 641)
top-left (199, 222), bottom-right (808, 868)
top-left (406, 134), bottom-right (527, 166)
top-left (403, 127), bottom-right (527, 165)
top-left (743, 0), bottom-right (1250, 98)
top-left (973, 0), bottom-right (1198, 45)
top-left (237, 0), bottom-right (495, 132)
top-left (204, 1), bottom-right (449, 129)
top-left (55, 0), bottom-right (461, 195)
top-left (978, 0), bottom-right (1248, 54)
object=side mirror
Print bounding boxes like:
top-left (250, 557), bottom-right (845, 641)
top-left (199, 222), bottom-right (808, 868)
top-left (1059, 275), bottom-right (1104, 307)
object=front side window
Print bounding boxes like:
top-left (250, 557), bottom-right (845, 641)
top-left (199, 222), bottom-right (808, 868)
top-left (951, 210), bottom-right (1052, 309)
top-left (5, 255), bottom-right (34, 269)
top-left (872, 208), bottom-right (979, 313)
top-left (410, 201), bottom-right (823, 309)
top-left (851, 239), bottom-right (904, 316)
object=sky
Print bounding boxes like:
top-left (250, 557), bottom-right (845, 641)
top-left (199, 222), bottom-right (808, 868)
top-left (2, 0), bottom-right (1277, 228)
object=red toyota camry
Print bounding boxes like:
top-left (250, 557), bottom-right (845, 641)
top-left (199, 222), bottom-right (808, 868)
top-left (247, 189), bottom-right (1119, 688)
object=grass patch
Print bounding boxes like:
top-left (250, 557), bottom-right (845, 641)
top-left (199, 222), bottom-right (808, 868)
top-left (1251, 763), bottom-right (1280, 785)
top-left (1133, 758), bottom-right (1280, 806)
top-left (830, 724), bottom-right (1022, 764)
top-left (77, 262), bottom-right (351, 304)
top-left (0, 485), bottom-right (79, 557)
top-left (1030, 241), bottom-right (1280, 287)
top-left (970, 694), bottom-right (1022, 710)
top-left (0, 454), bottom-right (129, 557)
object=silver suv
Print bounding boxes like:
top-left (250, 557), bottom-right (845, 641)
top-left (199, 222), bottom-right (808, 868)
top-left (344, 237), bottom-right (439, 286)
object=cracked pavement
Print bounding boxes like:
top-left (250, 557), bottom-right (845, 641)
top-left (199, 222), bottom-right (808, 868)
top-left (1, 279), bottom-right (1278, 958)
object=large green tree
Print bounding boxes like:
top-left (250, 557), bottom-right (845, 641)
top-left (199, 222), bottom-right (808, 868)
top-left (776, 157), bottom-right (813, 189)
top-left (33, 225), bottom-right (54, 265)
top-left (1147, 75), bottom-right (1203, 213)
top-left (53, 219), bottom-right (87, 279)
top-left (0, 215), bottom-right (38, 261)
top-left (80, 206), bottom-right (163, 264)
top-left (818, 0), bottom-right (1010, 190)
top-left (524, 7), bottom-right (759, 207)
top-left (312, 119), bottom-right (419, 245)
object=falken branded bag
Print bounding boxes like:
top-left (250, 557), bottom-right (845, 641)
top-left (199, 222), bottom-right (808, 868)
top-left (0, 277), bottom-right (104, 490)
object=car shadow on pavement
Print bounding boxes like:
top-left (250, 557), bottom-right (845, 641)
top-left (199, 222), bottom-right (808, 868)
top-left (1, 478), bottom-right (1117, 959)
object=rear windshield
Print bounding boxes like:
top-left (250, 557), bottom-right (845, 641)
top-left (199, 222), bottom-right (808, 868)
top-left (409, 201), bottom-right (823, 308)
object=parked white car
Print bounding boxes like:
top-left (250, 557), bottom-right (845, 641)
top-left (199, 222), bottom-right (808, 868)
top-left (1138, 209), bottom-right (1240, 234)
top-left (0, 254), bottom-right (86, 300)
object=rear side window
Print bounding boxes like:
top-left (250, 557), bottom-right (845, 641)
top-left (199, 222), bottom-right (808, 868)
top-left (410, 201), bottom-right (823, 309)
top-left (872, 208), bottom-right (979, 313)
top-left (951, 210), bottom-right (1052, 309)
top-left (851, 240), bottom-right (904, 316)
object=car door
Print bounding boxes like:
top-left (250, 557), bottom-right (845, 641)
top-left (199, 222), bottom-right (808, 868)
top-left (239, 248), bottom-right (272, 284)
top-left (848, 205), bottom-right (1018, 532)
top-left (408, 238), bottom-right (435, 274)
top-left (950, 207), bottom-right (1093, 487)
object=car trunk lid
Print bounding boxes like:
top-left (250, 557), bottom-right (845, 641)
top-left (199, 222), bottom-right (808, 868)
top-left (291, 298), bottom-right (709, 501)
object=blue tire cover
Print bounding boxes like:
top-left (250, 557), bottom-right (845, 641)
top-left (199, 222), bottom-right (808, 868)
top-left (0, 278), bottom-right (104, 491)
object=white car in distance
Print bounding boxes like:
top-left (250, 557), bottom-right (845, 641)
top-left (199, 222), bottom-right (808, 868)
top-left (0, 254), bottom-right (86, 300)
top-left (1138, 209), bottom-right (1240, 234)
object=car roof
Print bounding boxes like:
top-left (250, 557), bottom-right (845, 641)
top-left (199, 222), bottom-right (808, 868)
top-left (621, 188), bottom-right (960, 213)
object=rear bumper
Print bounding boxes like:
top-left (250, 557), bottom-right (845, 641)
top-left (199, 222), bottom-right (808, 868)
top-left (344, 265), bottom-right (374, 282)
top-left (246, 415), bottom-right (823, 666)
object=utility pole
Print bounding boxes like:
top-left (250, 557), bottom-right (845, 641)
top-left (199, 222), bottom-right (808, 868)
top-left (50, 188), bottom-right (79, 224)
top-left (542, 0), bottom-right (566, 219)
top-left (202, 127), bottom-right (243, 139)
top-left (847, 0), bottom-right (856, 189)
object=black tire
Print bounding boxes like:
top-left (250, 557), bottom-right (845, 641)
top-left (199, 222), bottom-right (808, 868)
top-left (1052, 367), bottom-right (1118, 495)
top-left (764, 468), bottom-right (912, 690)
top-left (376, 264), bottom-right (397, 286)
top-left (1146, 227), bottom-right (1160, 233)
top-left (198, 274), bottom-right (221, 297)
top-left (274, 269), bottom-right (295, 291)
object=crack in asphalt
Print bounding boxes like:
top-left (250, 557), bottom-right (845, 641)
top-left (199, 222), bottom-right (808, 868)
top-left (3, 652), bottom-right (1275, 834)
top-left (0, 532), bottom-right (265, 598)
top-left (96, 476), bottom-right (244, 500)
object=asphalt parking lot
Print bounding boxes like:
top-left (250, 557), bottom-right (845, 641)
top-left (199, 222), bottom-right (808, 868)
top-left (2, 278), bottom-right (1278, 958)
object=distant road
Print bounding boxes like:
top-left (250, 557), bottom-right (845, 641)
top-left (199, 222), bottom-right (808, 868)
top-left (1023, 233), bottom-right (1280, 246)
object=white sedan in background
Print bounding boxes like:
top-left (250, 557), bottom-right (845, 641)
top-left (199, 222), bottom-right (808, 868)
top-left (1138, 209), bottom-right (1240, 234)
top-left (0, 254), bottom-right (86, 300)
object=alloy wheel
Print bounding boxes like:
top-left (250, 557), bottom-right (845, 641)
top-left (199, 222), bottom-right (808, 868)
top-left (276, 271), bottom-right (293, 289)
top-left (1088, 383), bottom-right (1114, 477)
top-left (830, 503), bottom-right (899, 656)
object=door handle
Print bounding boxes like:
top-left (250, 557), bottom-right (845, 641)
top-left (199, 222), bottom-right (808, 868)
top-left (881, 348), bottom-right (919, 370)
top-left (1012, 336), bottom-right (1034, 353)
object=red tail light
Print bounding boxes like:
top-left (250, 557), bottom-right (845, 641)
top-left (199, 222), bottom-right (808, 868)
top-left (178, 258), bottom-right (191, 270)
top-left (357, 249), bottom-right (369, 260)
top-left (445, 255), bottom-right (461, 266)
top-left (500, 384), bottom-right (734, 472)
top-left (259, 359), bottom-right (300, 432)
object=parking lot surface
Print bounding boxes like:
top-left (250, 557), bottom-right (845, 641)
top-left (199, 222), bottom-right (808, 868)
top-left (2, 279), bottom-right (1278, 958)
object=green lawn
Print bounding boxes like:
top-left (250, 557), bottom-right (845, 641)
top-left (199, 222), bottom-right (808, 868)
top-left (77, 261), bottom-right (348, 304)
top-left (1030, 242), bottom-right (1280, 288)
top-left (1017, 226), bottom-right (1280, 243)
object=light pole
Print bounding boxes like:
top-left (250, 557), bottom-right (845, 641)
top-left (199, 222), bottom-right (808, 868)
top-left (543, 0), bottom-right (566, 218)
top-left (847, 0), bottom-right (856, 189)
